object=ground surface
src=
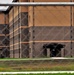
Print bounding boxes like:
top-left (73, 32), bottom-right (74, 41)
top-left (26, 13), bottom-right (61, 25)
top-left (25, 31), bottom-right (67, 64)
top-left (0, 58), bottom-right (73, 71)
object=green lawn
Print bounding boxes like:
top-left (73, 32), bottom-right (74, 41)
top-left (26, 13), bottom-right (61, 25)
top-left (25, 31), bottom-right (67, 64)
top-left (1, 73), bottom-right (74, 75)
top-left (0, 58), bottom-right (73, 71)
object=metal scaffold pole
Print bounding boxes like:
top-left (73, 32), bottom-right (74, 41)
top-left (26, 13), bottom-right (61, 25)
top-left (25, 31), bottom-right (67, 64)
top-left (0, 2), bottom-right (74, 6)
top-left (70, 0), bottom-right (73, 57)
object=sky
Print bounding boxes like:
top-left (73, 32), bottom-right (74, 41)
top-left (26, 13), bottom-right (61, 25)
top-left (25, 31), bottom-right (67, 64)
top-left (0, 0), bottom-right (13, 11)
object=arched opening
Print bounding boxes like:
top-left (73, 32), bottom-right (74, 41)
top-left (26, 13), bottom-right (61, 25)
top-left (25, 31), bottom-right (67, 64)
top-left (43, 43), bottom-right (65, 57)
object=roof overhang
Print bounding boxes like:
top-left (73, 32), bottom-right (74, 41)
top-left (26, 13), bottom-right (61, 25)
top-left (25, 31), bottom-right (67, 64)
top-left (0, 0), bottom-right (18, 13)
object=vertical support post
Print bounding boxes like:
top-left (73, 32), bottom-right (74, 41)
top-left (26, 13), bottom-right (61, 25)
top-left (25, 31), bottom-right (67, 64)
top-left (29, 45), bottom-right (33, 58)
top-left (13, 7), bottom-right (15, 58)
top-left (32, 0), bottom-right (35, 58)
top-left (18, 6), bottom-right (21, 58)
top-left (70, 0), bottom-right (73, 57)
top-left (29, 0), bottom-right (35, 58)
top-left (28, 5), bottom-right (34, 58)
top-left (47, 48), bottom-right (50, 57)
top-left (61, 48), bottom-right (64, 57)
top-left (8, 13), bottom-right (10, 58)
top-left (4, 13), bottom-right (6, 58)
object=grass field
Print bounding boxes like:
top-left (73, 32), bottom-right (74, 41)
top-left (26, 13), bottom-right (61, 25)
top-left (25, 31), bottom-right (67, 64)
top-left (1, 73), bottom-right (74, 75)
top-left (0, 58), bottom-right (73, 71)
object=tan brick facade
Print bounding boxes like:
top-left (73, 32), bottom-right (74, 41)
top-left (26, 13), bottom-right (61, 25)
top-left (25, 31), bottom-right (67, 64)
top-left (0, 0), bottom-right (73, 58)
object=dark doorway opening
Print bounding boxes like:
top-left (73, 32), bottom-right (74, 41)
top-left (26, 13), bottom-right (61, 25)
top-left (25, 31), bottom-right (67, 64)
top-left (50, 48), bottom-right (61, 57)
top-left (43, 43), bottom-right (65, 57)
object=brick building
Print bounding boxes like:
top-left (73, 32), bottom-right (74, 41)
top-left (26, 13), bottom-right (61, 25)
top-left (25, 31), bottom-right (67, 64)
top-left (0, 0), bottom-right (73, 58)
